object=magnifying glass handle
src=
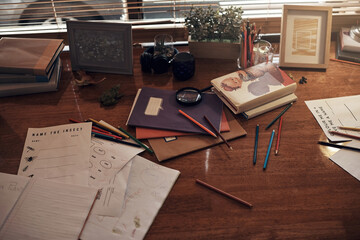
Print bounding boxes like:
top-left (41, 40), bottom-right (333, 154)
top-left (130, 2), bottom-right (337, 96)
top-left (200, 86), bottom-right (213, 92)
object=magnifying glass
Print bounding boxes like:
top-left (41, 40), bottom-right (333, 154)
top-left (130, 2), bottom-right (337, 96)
top-left (176, 86), bottom-right (212, 106)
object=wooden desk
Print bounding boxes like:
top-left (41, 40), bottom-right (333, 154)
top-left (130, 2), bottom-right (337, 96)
top-left (1, 45), bottom-right (360, 239)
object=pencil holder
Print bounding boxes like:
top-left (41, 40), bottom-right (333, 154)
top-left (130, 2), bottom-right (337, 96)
top-left (252, 40), bottom-right (274, 66)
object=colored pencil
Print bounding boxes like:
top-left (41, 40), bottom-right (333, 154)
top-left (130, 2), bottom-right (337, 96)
top-left (338, 126), bottom-right (360, 131)
top-left (195, 179), bottom-right (253, 208)
top-left (330, 58), bottom-right (360, 66)
top-left (265, 102), bottom-right (293, 130)
top-left (118, 127), bottom-right (154, 153)
top-left (78, 189), bottom-right (100, 240)
top-left (328, 130), bottom-right (360, 141)
top-left (69, 118), bottom-right (112, 134)
top-left (204, 115), bottom-right (232, 150)
top-left (178, 109), bottom-right (217, 137)
top-left (317, 141), bottom-right (360, 152)
top-left (275, 116), bottom-right (283, 155)
top-left (91, 132), bottom-right (141, 148)
top-left (92, 129), bottom-right (122, 140)
top-left (253, 124), bottom-right (259, 165)
top-left (88, 118), bottom-right (129, 138)
top-left (263, 130), bottom-right (275, 170)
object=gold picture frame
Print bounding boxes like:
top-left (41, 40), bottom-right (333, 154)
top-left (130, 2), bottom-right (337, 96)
top-left (279, 5), bottom-right (332, 69)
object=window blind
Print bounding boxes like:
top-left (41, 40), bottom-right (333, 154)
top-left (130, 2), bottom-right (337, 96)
top-left (0, 0), bottom-right (359, 36)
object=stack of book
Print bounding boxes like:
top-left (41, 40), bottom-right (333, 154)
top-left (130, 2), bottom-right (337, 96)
top-left (336, 27), bottom-right (360, 63)
top-left (126, 87), bottom-right (247, 161)
top-left (210, 62), bottom-right (298, 119)
top-left (0, 37), bottom-right (65, 97)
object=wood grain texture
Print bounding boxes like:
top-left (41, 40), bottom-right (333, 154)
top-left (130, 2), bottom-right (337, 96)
top-left (0, 45), bottom-right (359, 239)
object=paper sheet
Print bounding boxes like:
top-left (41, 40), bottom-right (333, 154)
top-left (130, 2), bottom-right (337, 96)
top-left (0, 173), bottom-right (29, 229)
top-left (17, 122), bottom-right (92, 186)
top-left (305, 95), bottom-right (360, 141)
top-left (0, 176), bottom-right (98, 240)
top-left (329, 141), bottom-right (360, 181)
top-left (82, 155), bottom-right (180, 240)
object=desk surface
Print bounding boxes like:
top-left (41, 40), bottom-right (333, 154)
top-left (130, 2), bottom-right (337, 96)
top-left (1, 44), bottom-right (360, 239)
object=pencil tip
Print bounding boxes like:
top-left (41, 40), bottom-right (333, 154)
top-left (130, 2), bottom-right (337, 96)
top-left (230, 147), bottom-right (233, 150)
top-left (275, 150), bottom-right (278, 155)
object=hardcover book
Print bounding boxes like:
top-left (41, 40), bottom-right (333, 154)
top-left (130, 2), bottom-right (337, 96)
top-left (339, 27), bottom-right (360, 53)
top-left (0, 57), bottom-right (61, 97)
top-left (210, 62), bottom-right (297, 114)
top-left (126, 87), bottom-right (223, 135)
top-left (336, 34), bottom-right (360, 63)
top-left (0, 37), bottom-right (64, 76)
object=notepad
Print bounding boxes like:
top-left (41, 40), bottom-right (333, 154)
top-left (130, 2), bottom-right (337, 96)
top-left (0, 173), bottom-right (98, 240)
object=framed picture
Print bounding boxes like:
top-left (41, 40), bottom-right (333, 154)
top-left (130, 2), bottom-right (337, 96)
top-left (279, 5), bottom-right (332, 69)
top-left (67, 21), bottom-right (133, 74)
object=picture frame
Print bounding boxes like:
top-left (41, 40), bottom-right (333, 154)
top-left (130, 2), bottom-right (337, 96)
top-left (67, 21), bottom-right (133, 74)
top-left (279, 5), bottom-right (332, 69)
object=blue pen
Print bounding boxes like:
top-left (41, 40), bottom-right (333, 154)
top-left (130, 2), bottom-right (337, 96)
top-left (263, 130), bottom-right (275, 170)
top-left (253, 124), bottom-right (259, 165)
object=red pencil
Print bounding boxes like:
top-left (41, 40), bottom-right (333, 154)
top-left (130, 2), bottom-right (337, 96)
top-left (69, 118), bottom-right (112, 135)
top-left (329, 130), bottom-right (360, 141)
top-left (275, 116), bottom-right (283, 155)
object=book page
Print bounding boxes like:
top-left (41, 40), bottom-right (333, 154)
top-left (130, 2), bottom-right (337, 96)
top-left (0, 173), bottom-right (30, 229)
top-left (0, 177), bottom-right (98, 240)
top-left (17, 122), bottom-right (92, 186)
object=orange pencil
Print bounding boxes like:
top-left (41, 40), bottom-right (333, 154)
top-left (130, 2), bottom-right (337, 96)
top-left (178, 109), bottom-right (217, 137)
top-left (329, 130), bottom-right (360, 141)
top-left (330, 58), bottom-right (360, 66)
top-left (196, 179), bottom-right (253, 208)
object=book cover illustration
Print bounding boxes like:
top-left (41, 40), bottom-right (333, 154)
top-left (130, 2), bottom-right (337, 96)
top-left (127, 87), bottom-right (223, 135)
top-left (339, 27), bottom-right (360, 53)
top-left (211, 62), bottom-right (297, 113)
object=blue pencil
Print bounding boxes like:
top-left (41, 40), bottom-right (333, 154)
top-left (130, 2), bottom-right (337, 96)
top-left (253, 124), bottom-right (259, 165)
top-left (263, 130), bottom-right (275, 170)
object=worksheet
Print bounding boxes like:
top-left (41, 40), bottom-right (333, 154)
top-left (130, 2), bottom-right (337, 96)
top-left (305, 95), bottom-right (360, 141)
top-left (17, 122), bottom-right (92, 186)
top-left (81, 155), bottom-right (180, 240)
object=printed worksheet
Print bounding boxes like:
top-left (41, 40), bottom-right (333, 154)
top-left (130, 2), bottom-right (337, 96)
top-left (81, 155), bottom-right (180, 240)
top-left (17, 122), bottom-right (92, 186)
top-left (90, 137), bottom-right (143, 217)
top-left (305, 95), bottom-right (360, 141)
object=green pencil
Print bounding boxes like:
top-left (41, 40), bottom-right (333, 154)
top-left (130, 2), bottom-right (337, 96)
top-left (118, 127), bottom-right (154, 153)
top-left (265, 102), bottom-right (293, 130)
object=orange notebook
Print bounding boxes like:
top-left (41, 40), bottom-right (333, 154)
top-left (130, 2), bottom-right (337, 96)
top-left (136, 110), bottom-right (230, 139)
top-left (0, 37), bottom-right (64, 76)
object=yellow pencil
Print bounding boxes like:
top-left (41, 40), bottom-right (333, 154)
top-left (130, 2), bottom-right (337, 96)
top-left (338, 126), bottom-right (360, 131)
top-left (87, 118), bottom-right (129, 138)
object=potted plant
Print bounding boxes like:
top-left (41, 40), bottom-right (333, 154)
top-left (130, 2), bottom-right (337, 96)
top-left (184, 6), bottom-right (243, 59)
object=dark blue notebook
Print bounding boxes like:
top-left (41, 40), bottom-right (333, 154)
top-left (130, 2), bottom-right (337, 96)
top-left (126, 87), bottom-right (223, 135)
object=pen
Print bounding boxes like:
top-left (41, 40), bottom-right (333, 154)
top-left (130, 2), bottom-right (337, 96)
top-left (91, 132), bottom-right (142, 148)
top-left (195, 179), bottom-right (253, 208)
top-left (265, 102), bottom-right (293, 130)
top-left (317, 141), bottom-right (360, 152)
top-left (328, 130), bottom-right (360, 141)
top-left (275, 116), bottom-right (283, 155)
top-left (118, 127), bottom-right (153, 153)
top-left (253, 124), bottom-right (259, 165)
top-left (204, 115), bottom-right (233, 150)
top-left (178, 110), bottom-right (217, 137)
top-left (263, 130), bottom-right (275, 170)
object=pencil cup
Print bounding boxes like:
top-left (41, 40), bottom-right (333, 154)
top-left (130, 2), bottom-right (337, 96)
top-left (252, 40), bottom-right (274, 66)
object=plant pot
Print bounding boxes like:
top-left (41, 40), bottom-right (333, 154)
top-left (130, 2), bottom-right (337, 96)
top-left (188, 39), bottom-right (240, 60)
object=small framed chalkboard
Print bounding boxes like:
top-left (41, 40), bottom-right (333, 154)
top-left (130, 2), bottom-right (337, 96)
top-left (67, 20), bottom-right (133, 74)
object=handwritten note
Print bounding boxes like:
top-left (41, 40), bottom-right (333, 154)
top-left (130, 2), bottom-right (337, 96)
top-left (305, 95), bottom-right (360, 141)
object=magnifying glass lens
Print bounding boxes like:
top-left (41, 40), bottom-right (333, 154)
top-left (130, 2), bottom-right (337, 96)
top-left (176, 88), bottom-right (202, 105)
